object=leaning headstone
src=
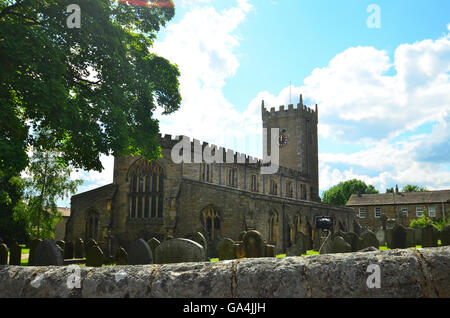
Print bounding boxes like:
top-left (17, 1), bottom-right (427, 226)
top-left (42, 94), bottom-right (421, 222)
top-left (154, 238), bottom-right (204, 264)
top-left (357, 230), bottom-right (379, 251)
top-left (185, 232), bottom-right (207, 260)
top-left (422, 224), bottom-right (436, 247)
top-left (86, 245), bottom-right (104, 267)
top-left (341, 232), bottom-right (359, 252)
top-left (331, 236), bottom-right (352, 253)
top-left (28, 238), bottom-right (42, 266)
top-left (34, 239), bottom-right (64, 266)
top-left (147, 238), bottom-right (161, 258)
top-left (217, 238), bottom-right (235, 260)
top-left (0, 243), bottom-right (8, 265)
top-left (441, 225), bottom-right (450, 246)
top-left (74, 238), bottom-right (84, 258)
top-left (64, 241), bottom-right (74, 259)
top-left (115, 247), bottom-right (128, 265)
top-left (242, 230), bottom-right (265, 258)
top-left (406, 228), bottom-right (416, 248)
top-left (391, 224), bottom-right (407, 249)
top-left (9, 241), bottom-right (21, 265)
top-left (128, 239), bottom-right (153, 265)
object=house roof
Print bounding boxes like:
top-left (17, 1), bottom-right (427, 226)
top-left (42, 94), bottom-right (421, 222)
top-left (346, 190), bottom-right (450, 206)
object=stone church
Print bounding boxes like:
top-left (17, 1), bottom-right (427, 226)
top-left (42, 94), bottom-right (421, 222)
top-left (66, 96), bottom-right (357, 257)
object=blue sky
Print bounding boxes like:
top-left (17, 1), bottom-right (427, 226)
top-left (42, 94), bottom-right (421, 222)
top-left (64, 0), bottom-right (450, 206)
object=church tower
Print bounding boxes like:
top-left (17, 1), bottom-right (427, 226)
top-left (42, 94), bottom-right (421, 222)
top-left (261, 94), bottom-right (319, 201)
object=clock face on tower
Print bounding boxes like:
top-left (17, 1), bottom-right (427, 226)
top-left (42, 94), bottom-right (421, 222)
top-left (278, 133), bottom-right (287, 147)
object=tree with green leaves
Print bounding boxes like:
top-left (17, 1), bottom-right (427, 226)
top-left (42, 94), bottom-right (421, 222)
top-left (401, 184), bottom-right (427, 192)
top-left (1, 0), bottom-right (181, 237)
top-left (322, 179), bottom-right (379, 206)
top-left (14, 146), bottom-right (83, 239)
top-left (0, 0), bottom-right (181, 199)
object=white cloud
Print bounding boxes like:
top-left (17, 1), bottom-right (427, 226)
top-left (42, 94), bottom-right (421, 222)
top-left (152, 0), bottom-right (256, 153)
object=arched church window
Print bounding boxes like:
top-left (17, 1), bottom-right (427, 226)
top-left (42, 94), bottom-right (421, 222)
top-left (201, 206), bottom-right (220, 241)
top-left (129, 160), bottom-right (164, 219)
top-left (85, 209), bottom-right (99, 241)
top-left (269, 211), bottom-right (278, 243)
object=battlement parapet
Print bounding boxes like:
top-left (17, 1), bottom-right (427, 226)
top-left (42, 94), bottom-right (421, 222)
top-left (261, 94), bottom-right (318, 119)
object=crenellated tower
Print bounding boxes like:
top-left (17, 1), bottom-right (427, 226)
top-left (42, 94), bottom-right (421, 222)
top-left (261, 94), bottom-right (319, 201)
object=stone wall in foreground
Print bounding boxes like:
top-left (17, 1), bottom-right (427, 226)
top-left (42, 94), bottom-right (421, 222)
top-left (0, 247), bottom-right (448, 298)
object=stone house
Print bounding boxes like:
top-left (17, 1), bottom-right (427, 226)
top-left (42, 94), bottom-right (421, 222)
top-left (66, 97), bottom-right (357, 257)
top-left (346, 189), bottom-right (450, 230)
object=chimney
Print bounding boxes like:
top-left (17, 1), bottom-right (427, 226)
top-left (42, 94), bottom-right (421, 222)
top-left (395, 184), bottom-right (399, 194)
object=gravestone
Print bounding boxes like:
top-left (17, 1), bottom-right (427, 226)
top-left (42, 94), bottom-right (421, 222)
top-left (147, 238), bottom-right (161, 258)
top-left (264, 244), bottom-right (275, 257)
top-left (242, 230), bottom-right (265, 258)
top-left (341, 232), bottom-right (359, 252)
top-left (28, 239), bottom-right (42, 266)
top-left (238, 231), bottom-right (247, 241)
top-left (64, 241), bottom-right (74, 259)
top-left (9, 241), bottom-right (21, 265)
top-left (432, 227), bottom-right (440, 247)
top-left (154, 238), bottom-right (204, 264)
top-left (86, 245), bottom-right (104, 267)
top-left (331, 236), bottom-right (352, 253)
top-left (375, 229), bottom-right (386, 247)
top-left (74, 238), bottom-right (84, 258)
top-left (185, 232), bottom-right (207, 260)
top-left (391, 224), bottom-right (407, 249)
top-left (217, 238), bottom-right (235, 260)
top-left (441, 225), bottom-right (450, 246)
top-left (115, 247), bottom-right (128, 265)
top-left (34, 239), bottom-right (64, 266)
top-left (406, 228), bottom-right (416, 248)
top-left (357, 246), bottom-right (379, 252)
top-left (164, 234), bottom-right (174, 241)
top-left (422, 224), bottom-right (436, 247)
top-left (128, 239), bottom-right (153, 265)
top-left (0, 243), bottom-right (8, 265)
top-left (385, 229), bottom-right (393, 248)
top-left (357, 230), bottom-right (379, 251)
top-left (287, 232), bottom-right (307, 256)
top-left (414, 228), bottom-right (422, 246)
top-left (234, 241), bottom-right (245, 259)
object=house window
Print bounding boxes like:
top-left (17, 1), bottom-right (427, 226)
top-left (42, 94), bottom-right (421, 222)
top-left (250, 174), bottom-right (257, 192)
top-left (416, 206), bottom-right (424, 218)
top-left (200, 163), bottom-right (212, 182)
top-left (227, 168), bottom-right (237, 187)
top-left (129, 160), bottom-right (164, 219)
top-left (286, 181), bottom-right (293, 198)
top-left (358, 207), bottom-right (366, 218)
top-left (374, 207), bottom-right (381, 218)
top-left (270, 179), bottom-right (278, 195)
top-left (428, 206), bottom-right (436, 217)
top-left (401, 207), bottom-right (408, 217)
